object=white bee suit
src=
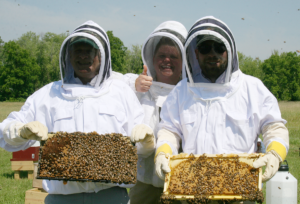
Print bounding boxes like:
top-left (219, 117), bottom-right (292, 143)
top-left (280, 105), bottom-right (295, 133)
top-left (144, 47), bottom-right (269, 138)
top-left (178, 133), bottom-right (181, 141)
top-left (0, 20), bottom-right (144, 195)
top-left (124, 21), bottom-right (187, 190)
top-left (158, 16), bottom-right (289, 160)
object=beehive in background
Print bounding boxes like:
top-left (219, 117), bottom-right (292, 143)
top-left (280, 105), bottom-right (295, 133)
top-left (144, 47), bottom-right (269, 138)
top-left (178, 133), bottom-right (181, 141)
top-left (10, 141), bottom-right (40, 179)
top-left (37, 132), bottom-right (137, 184)
top-left (161, 153), bottom-right (264, 204)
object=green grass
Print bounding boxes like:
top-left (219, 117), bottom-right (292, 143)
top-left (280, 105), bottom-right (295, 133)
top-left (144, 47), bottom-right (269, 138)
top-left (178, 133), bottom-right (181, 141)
top-left (0, 101), bottom-right (299, 203)
top-left (275, 102), bottom-right (300, 204)
top-left (0, 102), bottom-right (24, 123)
top-left (0, 102), bottom-right (31, 204)
top-left (0, 148), bottom-right (32, 204)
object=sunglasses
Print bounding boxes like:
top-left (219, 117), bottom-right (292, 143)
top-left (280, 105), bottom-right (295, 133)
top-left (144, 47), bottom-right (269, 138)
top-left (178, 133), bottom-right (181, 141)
top-left (197, 42), bottom-right (227, 55)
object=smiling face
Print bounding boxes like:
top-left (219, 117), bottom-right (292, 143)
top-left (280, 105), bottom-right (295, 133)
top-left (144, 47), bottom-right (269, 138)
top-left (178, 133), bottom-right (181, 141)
top-left (195, 40), bottom-right (228, 83)
top-left (69, 42), bottom-right (101, 84)
top-left (153, 44), bottom-right (182, 85)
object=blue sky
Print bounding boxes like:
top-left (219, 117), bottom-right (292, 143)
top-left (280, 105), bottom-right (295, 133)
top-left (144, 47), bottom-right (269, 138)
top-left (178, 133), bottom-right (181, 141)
top-left (0, 0), bottom-right (299, 60)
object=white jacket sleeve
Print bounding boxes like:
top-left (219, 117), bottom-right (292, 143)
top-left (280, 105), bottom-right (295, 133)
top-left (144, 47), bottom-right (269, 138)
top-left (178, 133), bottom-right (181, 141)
top-left (0, 96), bottom-right (37, 151)
top-left (121, 83), bottom-right (145, 137)
top-left (122, 73), bottom-right (139, 93)
top-left (157, 88), bottom-right (183, 154)
top-left (257, 83), bottom-right (289, 161)
top-left (112, 72), bottom-right (145, 101)
top-left (111, 72), bottom-right (139, 93)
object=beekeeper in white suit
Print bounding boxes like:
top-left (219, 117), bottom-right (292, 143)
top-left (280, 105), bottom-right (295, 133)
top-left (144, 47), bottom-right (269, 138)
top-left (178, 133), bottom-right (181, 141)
top-left (0, 20), bottom-right (147, 204)
top-left (154, 16), bottom-right (289, 204)
top-left (127, 21), bottom-right (187, 204)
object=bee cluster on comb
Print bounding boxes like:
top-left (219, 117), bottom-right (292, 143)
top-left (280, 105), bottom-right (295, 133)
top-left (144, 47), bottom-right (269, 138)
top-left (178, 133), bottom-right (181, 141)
top-left (161, 154), bottom-right (264, 204)
top-left (37, 132), bottom-right (137, 184)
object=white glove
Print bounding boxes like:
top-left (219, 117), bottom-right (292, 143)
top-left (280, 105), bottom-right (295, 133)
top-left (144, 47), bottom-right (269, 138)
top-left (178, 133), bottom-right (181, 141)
top-left (253, 150), bottom-right (281, 182)
top-left (131, 124), bottom-right (154, 143)
top-left (19, 121), bottom-right (48, 141)
top-left (155, 152), bottom-right (171, 180)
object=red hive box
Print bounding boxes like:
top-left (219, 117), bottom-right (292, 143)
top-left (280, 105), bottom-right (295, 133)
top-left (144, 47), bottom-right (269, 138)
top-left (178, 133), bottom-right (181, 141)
top-left (10, 146), bottom-right (40, 162)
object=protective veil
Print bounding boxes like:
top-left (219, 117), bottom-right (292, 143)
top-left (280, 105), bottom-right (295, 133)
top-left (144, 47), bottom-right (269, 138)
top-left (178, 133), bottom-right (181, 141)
top-left (0, 20), bottom-right (144, 194)
top-left (125, 21), bottom-right (187, 188)
top-left (158, 16), bottom-right (289, 159)
top-left (61, 21), bottom-right (111, 89)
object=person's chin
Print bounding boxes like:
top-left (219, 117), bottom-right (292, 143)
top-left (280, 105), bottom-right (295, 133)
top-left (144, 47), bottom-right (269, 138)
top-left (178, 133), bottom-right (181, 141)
top-left (75, 70), bottom-right (91, 77)
top-left (161, 73), bottom-right (173, 78)
top-left (78, 70), bottom-right (89, 73)
top-left (160, 69), bottom-right (173, 75)
top-left (205, 62), bottom-right (220, 67)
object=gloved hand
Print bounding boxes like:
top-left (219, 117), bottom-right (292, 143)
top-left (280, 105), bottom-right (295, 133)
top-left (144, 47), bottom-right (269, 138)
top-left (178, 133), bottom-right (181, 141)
top-left (154, 143), bottom-right (173, 180)
top-left (135, 65), bottom-right (153, 93)
top-left (131, 124), bottom-right (154, 144)
top-left (19, 121), bottom-right (48, 141)
top-left (253, 150), bottom-right (281, 182)
top-left (155, 152), bottom-right (171, 180)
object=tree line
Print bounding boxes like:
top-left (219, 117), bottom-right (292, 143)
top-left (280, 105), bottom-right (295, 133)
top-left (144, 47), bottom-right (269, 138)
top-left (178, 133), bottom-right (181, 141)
top-left (238, 51), bottom-right (300, 101)
top-left (0, 32), bottom-right (299, 101)
top-left (0, 31), bottom-right (143, 101)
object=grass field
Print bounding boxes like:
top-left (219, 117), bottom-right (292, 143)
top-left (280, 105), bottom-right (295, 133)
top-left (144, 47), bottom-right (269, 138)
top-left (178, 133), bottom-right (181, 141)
top-left (0, 102), bottom-right (32, 204)
top-left (0, 101), bottom-right (299, 203)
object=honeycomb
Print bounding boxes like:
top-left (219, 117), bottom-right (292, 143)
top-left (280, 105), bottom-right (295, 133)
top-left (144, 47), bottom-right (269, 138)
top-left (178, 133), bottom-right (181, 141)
top-left (161, 154), bottom-right (264, 204)
top-left (37, 132), bottom-right (137, 184)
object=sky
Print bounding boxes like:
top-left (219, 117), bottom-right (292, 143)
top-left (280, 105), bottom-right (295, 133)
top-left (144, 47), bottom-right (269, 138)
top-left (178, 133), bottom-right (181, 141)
top-left (0, 0), bottom-right (299, 60)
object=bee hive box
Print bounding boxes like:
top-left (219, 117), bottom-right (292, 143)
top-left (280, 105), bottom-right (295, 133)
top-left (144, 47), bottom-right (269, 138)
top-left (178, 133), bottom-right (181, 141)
top-left (37, 132), bottom-right (137, 184)
top-left (25, 188), bottom-right (48, 204)
top-left (161, 153), bottom-right (264, 204)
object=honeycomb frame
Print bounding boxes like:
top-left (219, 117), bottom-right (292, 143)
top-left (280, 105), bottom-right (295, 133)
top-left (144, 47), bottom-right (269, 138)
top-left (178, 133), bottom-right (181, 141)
top-left (37, 132), bottom-right (138, 184)
top-left (161, 153), bottom-right (264, 203)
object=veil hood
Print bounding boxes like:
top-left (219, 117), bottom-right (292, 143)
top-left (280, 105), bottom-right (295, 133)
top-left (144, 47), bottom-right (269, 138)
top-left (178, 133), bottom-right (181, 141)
top-left (185, 16), bottom-right (239, 85)
top-left (142, 21), bottom-right (188, 81)
top-left (59, 20), bottom-right (112, 90)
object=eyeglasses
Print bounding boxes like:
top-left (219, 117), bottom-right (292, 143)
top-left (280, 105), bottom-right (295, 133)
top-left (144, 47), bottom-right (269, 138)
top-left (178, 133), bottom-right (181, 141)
top-left (197, 42), bottom-right (226, 55)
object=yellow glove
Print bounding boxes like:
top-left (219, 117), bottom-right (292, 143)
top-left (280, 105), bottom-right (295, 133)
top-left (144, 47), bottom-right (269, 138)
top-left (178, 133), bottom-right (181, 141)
top-left (19, 121), bottom-right (48, 141)
top-left (154, 144), bottom-right (172, 180)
